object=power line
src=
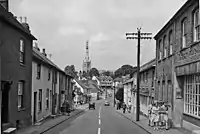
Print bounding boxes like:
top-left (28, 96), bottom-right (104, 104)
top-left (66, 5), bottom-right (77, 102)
top-left (125, 28), bottom-right (152, 121)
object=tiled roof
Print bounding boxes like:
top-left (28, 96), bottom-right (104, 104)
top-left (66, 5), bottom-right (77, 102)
top-left (33, 47), bottom-right (72, 77)
top-left (0, 5), bottom-right (36, 40)
top-left (140, 58), bottom-right (156, 72)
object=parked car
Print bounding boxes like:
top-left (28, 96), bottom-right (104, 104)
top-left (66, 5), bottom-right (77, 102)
top-left (104, 100), bottom-right (110, 106)
top-left (89, 102), bottom-right (95, 110)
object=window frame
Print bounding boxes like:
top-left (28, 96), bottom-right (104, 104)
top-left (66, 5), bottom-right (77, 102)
top-left (46, 89), bottom-right (49, 110)
top-left (37, 63), bottom-right (41, 79)
top-left (18, 81), bottom-right (24, 110)
top-left (181, 18), bottom-right (187, 48)
top-left (38, 89), bottom-right (42, 112)
top-left (48, 68), bottom-right (51, 81)
top-left (193, 8), bottom-right (200, 42)
top-left (184, 75), bottom-right (200, 118)
top-left (19, 39), bottom-right (25, 64)
top-left (158, 39), bottom-right (162, 60)
top-left (169, 30), bottom-right (173, 55)
top-left (163, 35), bottom-right (167, 58)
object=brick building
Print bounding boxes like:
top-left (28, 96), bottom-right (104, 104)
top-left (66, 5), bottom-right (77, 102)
top-left (0, 4), bottom-right (36, 131)
top-left (155, 0), bottom-right (200, 127)
top-left (139, 58), bottom-right (156, 116)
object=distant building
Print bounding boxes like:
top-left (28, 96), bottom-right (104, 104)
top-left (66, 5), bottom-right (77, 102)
top-left (82, 40), bottom-right (91, 73)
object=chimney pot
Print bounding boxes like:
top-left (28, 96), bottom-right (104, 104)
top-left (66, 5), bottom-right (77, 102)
top-left (19, 16), bottom-right (22, 23)
top-left (42, 48), bottom-right (47, 57)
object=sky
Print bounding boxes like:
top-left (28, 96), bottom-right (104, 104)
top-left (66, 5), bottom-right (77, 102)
top-left (10, 0), bottom-right (187, 71)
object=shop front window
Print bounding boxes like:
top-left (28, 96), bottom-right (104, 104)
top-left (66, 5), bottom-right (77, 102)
top-left (184, 75), bottom-right (200, 118)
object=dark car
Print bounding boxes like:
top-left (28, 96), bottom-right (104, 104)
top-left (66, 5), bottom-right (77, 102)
top-left (104, 100), bottom-right (110, 106)
top-left (89, 102), bottom-right (95, 110)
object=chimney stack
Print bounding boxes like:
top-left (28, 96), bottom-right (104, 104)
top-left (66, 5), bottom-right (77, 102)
top-left (18, 16), bottom-right (30, 32)
top-left (42, 48), bottom-right (47, 57)
top-left (0, 0), bottom-right (8, 11)
top-left (34, 42), bottom-right (40, 51)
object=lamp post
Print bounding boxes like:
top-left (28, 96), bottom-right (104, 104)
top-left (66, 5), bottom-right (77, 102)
top-left (126, 28), bottom-right (152, 121)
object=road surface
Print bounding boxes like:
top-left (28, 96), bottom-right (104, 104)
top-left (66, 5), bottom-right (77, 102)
top-left (43, 99), bottom-right (148, 134)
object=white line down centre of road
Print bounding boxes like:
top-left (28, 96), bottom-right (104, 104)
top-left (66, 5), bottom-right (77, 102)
top-left (98, 128), bottom-right (101, 134)
top-left (99, 119), bottom-right (101, 124)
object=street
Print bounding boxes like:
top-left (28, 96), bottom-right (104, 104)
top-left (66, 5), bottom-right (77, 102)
top-left (43, 99), bottom-right (148, 134)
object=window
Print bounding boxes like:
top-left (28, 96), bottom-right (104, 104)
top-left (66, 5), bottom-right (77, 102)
top-left (18, 81), bottom-right (24, 110)
top-left (20, 39), bottom-right (25, 64)
top-left (168, 81), bottom-right (172, 105)
top-left (169, 31), bottom-right (173, 55)
top-left (161, 82), bottom-right (165, 101)
top-left (48, 69), bottom-right (51, 81)
top-left (163, 36), bottom-right (167, 58)
top-left (158, 40), bottom-right (162, 60)
top-left (193, 9), bottom-right (200, 42)
top-left (38, 89), bottom-right (42, 112)
top-left (182, 18), bottom-right (187, 48)
top-left (146, 72), bottom-right (148, 83)
top-left (37, 64), bottom-right (41, 79)
top-left (184, 75), bottom-right (200, 117)
top-left (46, 89), bottom-right (49, 109)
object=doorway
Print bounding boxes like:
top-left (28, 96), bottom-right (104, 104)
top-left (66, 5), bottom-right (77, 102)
top-left (33, 92), bottom-right (37, 124)
top-left (1, 81), bottom-right (10, 124)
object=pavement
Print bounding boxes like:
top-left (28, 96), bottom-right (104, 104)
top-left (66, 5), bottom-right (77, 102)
top-left (42, 99), bottom-right (149, 134)
top-left (15, 104), bottom-right (89, 134)
top-left (116, 108), bottom-right (193, 134)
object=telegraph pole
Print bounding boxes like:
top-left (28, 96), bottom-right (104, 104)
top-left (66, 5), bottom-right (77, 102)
top-left (126, 28), bottom-right (152, 121)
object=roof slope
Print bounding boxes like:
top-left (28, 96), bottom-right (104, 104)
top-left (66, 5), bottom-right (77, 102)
top-left (33, 47), bottom-right (72, 77)
top-left (0, 5), bottom-right (36, 40)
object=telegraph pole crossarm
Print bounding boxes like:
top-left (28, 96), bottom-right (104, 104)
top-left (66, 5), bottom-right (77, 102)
top-left (125, 28), bottom-right (152, 121)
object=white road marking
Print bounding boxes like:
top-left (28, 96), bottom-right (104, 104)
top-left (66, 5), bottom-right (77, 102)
top-left (99, 106), bottom-right (101, 118)
top-left (99, 119), bottom-right (101, 124)
top-left (98, 128), bottom-right (101, 134)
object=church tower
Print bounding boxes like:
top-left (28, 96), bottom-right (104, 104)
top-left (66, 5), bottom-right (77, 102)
top-left (82, 40), bottom-right (91, 73)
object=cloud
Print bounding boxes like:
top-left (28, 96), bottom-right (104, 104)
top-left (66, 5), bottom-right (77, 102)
top-left (10, 0), bottom-right (187, 70)
top-left (58, 27), bottom-right (86, 36)
top-left (90, 33), bottom-right (110, 43)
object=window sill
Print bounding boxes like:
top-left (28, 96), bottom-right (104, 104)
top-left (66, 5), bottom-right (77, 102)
top-left (190, 40), bottom-right (200, 47)
top-left (20, 63), bottom-right (25, 67)
top-left (18, 108), bottom-right (26, 112)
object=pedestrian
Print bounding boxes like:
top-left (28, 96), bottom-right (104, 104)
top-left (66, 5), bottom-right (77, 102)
top-left (123, 102), bottom-right (126, 113)
top-left (148, 103), bottom-right (153, 126)
top-left (66, 101), bottom-right (70, 116)
top-left (152, 102), bottom-right (159, 130)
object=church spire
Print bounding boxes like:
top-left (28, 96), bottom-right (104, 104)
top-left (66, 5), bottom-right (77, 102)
top-left (85, 40), bottom-right (89, 62)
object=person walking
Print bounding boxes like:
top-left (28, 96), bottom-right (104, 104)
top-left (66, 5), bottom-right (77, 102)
top-left (123, 102), bottom-right (127, 113)
top-left (66, 100), bottom-right (70, 116)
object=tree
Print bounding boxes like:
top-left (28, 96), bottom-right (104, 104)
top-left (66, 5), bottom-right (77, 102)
top-left (89, 68), bottom-right (99, 78)
top-left (115, 87), bottom-right (124, 102)
top-left (114, 64), bottom-right (137, 78)
top-left (64, 65), bottom-right (78, 78)
top-left (102, 70), bottom-right (110, 76)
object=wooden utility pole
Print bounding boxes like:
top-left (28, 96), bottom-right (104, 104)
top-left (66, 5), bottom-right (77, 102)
top-left (126, 28), bottom-right (152, 121)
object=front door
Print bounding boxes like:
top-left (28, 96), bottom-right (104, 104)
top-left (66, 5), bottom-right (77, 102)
top-left (1, 81), bottom-right (10, 124)
top-left (33, 92), bottom-right (37, 124)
